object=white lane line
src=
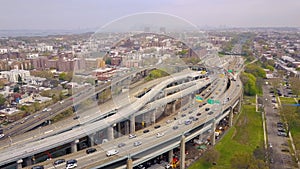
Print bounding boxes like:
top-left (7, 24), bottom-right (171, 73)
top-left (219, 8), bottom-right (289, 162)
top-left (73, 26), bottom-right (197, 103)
top-left (44, 130), bottom-right (53, 134)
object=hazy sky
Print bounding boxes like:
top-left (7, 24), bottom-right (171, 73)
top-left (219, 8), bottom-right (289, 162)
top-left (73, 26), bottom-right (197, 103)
top-left (1, 0), bottom-right (300, 30)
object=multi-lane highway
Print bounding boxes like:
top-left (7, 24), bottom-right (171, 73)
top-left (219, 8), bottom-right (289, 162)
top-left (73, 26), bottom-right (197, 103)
top-left (0, 55), bottom-right (244, 169)
top-left (36, 64), bottom-right (242, 169)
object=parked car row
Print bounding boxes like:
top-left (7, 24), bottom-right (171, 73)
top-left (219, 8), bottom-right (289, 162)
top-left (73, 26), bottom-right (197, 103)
top-left (277, 122), bottom-right (288, 137)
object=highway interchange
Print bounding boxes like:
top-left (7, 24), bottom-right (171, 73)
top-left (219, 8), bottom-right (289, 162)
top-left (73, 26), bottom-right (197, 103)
top-left (0, 54), bottom-right (244, 169)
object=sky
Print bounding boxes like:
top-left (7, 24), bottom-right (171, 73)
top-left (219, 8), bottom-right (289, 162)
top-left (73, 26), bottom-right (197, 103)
top-left (0, 0), bottom-right (300, 30)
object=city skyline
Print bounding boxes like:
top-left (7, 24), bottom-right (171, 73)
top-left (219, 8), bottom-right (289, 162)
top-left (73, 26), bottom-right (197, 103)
top-left (1, 0), bottom-right (300, 30)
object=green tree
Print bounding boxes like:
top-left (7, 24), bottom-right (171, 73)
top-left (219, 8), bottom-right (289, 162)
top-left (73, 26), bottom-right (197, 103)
top-left (59, 72), bottom-right (73, 82)
top-left (145, 69), bottom-right (169, 81)
top-left (0, 94), bottom-right (6, 106)
top-left (290, 77), bottom-right (300, 97)
top-left (241, 72), bottom-right (258, 96)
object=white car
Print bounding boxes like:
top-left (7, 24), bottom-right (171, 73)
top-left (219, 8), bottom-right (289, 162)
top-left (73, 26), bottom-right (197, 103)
top-left (66, 159), bottom-right (77, 169)
top-left (156, 132), bottom-right (165, 138)
top-left (106, 149), bottom-right (119, 157)
top-left (0, 134), bottom-right (5, 139)
top-left (134, 141), bottom-right (142, 147)
top-left (129, 134), bottom-right (136, 139)
top-left (66, 163), bottom-right (77, 169)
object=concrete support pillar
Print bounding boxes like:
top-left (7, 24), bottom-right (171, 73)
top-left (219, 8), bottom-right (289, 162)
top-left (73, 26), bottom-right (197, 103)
top-left (151, 111), bottom-right (156, 124)
top-left (180, 135), bottom-right (186, 169)
top-left (190, 94), bottom-right (194, 104)
top-left (25, 157), bottom-right (33, 166)
top-left (71, 139), bottom-right (79, 153)
top-left (229, 108), bottom-right (233, 127)
top-left (130, 115), bottom-right (135, 133)
top-left (117, 123), bottom-right (122, 138)
top-left (127, 157), bottom-right (133, 169)
top-left (211, 120), bottom-right (216, 146)
top-left (17, 159), bottom-right (23, 169)
top-left (172, 101), bottom-right (176, 114)
top-left (107, 126), bottom-right (114, 141)
top-left (89, 134), bottom-right (95, 146)
top-left (125, 121), bottom-right (130, 135)
top-left (168, 149), bottom-right (174, 163)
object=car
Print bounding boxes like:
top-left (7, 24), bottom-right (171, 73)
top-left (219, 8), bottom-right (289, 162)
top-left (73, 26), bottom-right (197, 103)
top-left (185, 120), bottom-right (192, 125)
top-left (86, 148), bottom-right (97, 154)
top-left (205, 108), bottom-right (210, 111)
top-left (188, 111), bottom-right (193, 114)
top-left (129, 134), bottom-right (136, 139)
top-left (143, 129), bottom-right (150, 133)
top-left (181, 114), bottom-right (186, 117)
top-left (193, 117), bottom-right (199, 121)
top-left (166, 120), bottom-right (172, 124)
top-left (59, 101), bottom-right (64, 104)
top-left (66, 159), bottom-right (77, 169)
top-left (156, 132), bottom-right (165, 138)
top-left (278, 127), bottom-right (286, 132)
top-left (53, 159), bottom-right (65, 165)
top-left (277, 132), bottom-right (288, 137)
top-left (173, 126), bottom-right (178, 130)
top-left (196, 113), bottom-right (201, 116)
top-left (154, 125), bottom-right (161, 129)
top-left (178, 120), bottom-right (183, 125)
top-left (189, 116), bottom-right (194, 120)
top-left (106, 149), bottom-right (119, 156)
top-left (137, 164), bottom-right (146, 169)
top-left (0, 134), bottom-right (5, 139)
top-left (118, 143), bottom-right (126, 148)
top-left (208, 111), bottom-right (214, 115)
top-left (277, 122), bottom-right (284, 126)
top-left (134, 141), bottom-right (142, 147)
top-left (42, 108), bottom-right (47, 112)
top-left (31, 166), bottom-right (44, 169)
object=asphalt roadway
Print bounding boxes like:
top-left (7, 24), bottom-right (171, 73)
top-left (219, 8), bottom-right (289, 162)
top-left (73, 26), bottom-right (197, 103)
top-left (263, 83), bottom-right (294, 169)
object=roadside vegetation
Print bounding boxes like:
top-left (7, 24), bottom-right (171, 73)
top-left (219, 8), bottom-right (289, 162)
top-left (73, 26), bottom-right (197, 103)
top-left (279, 97), bottom-right (300, 161)
top-left (189, 96), bottom-right (266, 169)
top-left (240, 62), bottom-right (266, 96)
top-left (145, 69), bottom-right (169, 81)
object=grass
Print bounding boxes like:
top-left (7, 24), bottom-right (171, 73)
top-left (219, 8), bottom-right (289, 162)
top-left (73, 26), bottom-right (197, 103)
top-left (279, 97), bottom-right (297, 104)
top-left (189, 96), bottom-right (264, 169)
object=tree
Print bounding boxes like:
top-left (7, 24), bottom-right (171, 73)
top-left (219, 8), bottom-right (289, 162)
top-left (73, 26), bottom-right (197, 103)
top-left (59, 72), bottom-right (73, 82)
top-left (269, 78), bottom-right (281, 94)
top-left (245, 64), bottom-right (266, 78)
top-left (0, 94), bottom-right (6, 106)
top-left (290, 77), bottom-right (300, 97)
top-left (241, 72), bottom-right (258, 96)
